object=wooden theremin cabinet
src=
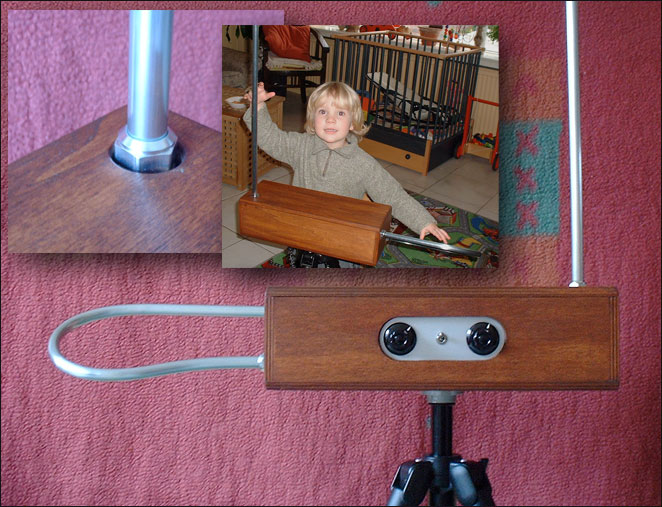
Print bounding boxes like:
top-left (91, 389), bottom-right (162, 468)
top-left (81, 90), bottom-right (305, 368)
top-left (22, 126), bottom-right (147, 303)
top-left (264, 287), bottom-right (619, 391)
top-left (238, 180), bottom-right (392, 266)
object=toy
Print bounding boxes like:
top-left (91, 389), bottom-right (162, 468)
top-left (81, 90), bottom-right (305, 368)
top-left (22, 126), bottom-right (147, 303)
top-left (456, 95), bottom-right (500, 171)
top-left (356, 89), bottom-right (376, 122)
top-left (472, 133), bottom-right (496, 148)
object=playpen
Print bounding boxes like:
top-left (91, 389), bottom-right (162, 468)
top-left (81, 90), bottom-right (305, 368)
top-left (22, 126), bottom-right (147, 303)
top-left (330, 31), bottom-right (483, 175)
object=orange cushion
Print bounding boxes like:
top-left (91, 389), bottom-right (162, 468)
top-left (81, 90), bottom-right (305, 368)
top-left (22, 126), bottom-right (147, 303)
top-left (263, 25), bottom-right (311, 63)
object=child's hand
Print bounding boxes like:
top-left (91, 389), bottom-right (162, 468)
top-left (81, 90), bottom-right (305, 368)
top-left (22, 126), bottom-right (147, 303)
top-left (243, 82), bottom-right (276, 110)
top-left (420, 223), bottom-right (450, 244)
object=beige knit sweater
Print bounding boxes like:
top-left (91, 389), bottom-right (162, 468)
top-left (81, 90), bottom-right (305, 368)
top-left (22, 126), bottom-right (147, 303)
top-left (243, 106), bottom-right (436, 234)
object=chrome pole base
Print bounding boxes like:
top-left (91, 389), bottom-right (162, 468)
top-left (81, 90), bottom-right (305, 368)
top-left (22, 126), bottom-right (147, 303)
top-left (111, 126), bottom-right (182, 173)
top-left (422, 390), bottom-right (462, 404)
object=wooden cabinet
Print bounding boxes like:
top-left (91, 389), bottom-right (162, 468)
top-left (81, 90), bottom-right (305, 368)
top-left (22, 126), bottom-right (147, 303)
top-left (239, 180), bottom-right (392, 266)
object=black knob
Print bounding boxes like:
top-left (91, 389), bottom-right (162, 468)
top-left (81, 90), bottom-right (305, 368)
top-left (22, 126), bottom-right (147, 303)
top-left (383, 322), bottom-right (417, 355)
top-left (466, 322), bottom-right (500, 355)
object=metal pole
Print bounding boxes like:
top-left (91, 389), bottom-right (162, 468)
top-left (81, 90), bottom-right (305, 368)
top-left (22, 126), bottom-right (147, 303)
top-left (380, 231), bottom-right (482, 259)
top-left (251, 25), bottom-right (260, 198)
top-left (127, 10), bottom-right (173, 140)
top-left (113, 10), bottom-right (179, 173)
top-left (566, 1), bottom-right (586, 286)
top-left (425, 391), bottom-right (458, 507)
top-left (429, 404), bottom-right (454, 506)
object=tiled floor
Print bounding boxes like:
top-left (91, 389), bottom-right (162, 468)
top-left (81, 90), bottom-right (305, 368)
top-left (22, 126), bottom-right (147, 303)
top-left (222, 90), bottom-right (498, 268)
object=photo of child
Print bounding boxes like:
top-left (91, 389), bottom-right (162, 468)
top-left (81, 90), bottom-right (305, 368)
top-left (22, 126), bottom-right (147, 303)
top-left (242, 81), bottom-right (451, 267)
top-left (221, 25), bottom-right (499, 268)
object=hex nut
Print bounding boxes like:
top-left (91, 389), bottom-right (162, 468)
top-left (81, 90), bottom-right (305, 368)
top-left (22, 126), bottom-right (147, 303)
top-left (112, 126), bottom-right (180, 173)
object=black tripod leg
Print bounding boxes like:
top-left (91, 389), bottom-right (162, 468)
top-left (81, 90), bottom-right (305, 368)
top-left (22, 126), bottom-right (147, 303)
top-left (387, 460), bottom-right (433, 506)
top-left (450, 459), bottom-right (495, 506)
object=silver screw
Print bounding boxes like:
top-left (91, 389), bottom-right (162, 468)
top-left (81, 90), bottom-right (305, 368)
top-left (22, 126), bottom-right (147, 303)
top-left (436, 332), bottom-right (448, 345)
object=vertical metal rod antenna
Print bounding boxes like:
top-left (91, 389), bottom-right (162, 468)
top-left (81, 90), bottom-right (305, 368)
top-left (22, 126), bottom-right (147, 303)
top-left (251, 25), bottom-right (259, 199)
top-left (127, 10), bottom-right (173, 140)
top-left (566, 1), bottom-right (586, 286)
top-left (113, 10), bottom-right (179, 173)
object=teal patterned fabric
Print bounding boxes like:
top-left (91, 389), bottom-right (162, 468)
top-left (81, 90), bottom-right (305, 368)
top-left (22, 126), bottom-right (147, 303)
top-left (500, 120), bottom-right (562, 236)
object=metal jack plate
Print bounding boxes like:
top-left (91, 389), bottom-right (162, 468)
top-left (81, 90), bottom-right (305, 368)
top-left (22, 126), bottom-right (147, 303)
top-left (379, 316), bottom-right (506, 361)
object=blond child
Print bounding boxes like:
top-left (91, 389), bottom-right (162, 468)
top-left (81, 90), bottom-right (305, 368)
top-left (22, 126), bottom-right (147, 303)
top-left (242, 81), bottom-right (450, 263)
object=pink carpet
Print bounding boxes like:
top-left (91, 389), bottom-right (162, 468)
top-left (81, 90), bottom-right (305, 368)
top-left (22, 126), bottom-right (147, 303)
top-left (2, 2), bottom-right (660, 506)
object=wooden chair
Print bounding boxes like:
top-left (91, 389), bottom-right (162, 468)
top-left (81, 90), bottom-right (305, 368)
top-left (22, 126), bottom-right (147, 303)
top-left (260, 27), bottom-right (329, 103)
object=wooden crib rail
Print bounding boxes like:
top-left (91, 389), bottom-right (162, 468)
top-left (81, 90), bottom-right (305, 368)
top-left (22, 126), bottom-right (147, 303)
top-left (331, 32), bottom-right (484, 60)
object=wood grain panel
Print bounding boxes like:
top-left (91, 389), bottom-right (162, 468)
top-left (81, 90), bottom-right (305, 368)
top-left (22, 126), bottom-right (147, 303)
top-left (238, 180), bottom-right (391, 266)
top-left (264, 287), bottom-right (619, 390)
top-left (8, 107), bottom-right (222, 253)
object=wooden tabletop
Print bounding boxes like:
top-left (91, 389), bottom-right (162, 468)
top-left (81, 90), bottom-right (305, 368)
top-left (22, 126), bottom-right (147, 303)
top-left (8, 107), bottom-right (223, 253)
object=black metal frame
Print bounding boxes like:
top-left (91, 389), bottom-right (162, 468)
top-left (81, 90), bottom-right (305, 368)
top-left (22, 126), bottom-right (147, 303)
top-left (331, 31), bottom-right (482, 171)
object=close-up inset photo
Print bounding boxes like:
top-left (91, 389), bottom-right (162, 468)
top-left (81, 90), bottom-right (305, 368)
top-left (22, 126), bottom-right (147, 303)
top-left (7, 10), bottom-right (228, 254)
top-left (222, 24), bottom-right (499, 268)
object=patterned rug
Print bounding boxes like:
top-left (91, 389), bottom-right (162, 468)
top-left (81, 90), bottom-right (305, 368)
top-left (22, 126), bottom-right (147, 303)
top-left (258, 191), bottom-right (499, 268)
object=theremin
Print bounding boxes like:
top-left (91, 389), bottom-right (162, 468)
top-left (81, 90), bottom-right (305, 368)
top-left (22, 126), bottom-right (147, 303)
top-left (46, 10), bottom-right (618, 505)
top-left (48, 19), bottom-right (618, 390)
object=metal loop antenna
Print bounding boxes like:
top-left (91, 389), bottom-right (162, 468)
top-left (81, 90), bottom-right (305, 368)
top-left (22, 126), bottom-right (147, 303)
top-left (48, 304), bottom-right (265, 381)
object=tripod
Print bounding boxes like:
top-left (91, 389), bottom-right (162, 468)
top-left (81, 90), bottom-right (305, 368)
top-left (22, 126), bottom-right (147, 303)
top-left (387, 391), bottom-right (495, 506)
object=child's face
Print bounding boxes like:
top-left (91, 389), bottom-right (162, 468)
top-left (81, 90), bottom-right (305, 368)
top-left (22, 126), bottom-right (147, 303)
top-left (313, 99), bottom-right (354, 150)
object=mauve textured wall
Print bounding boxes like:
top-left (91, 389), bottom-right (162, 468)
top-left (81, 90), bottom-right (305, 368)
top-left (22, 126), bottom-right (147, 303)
top-left (2, 2), bottom-right (660, 506)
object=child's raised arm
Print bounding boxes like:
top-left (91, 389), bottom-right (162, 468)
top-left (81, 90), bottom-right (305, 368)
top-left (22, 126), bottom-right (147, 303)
top-left (243, 82), bottom-right (276, 110)
top-left (241, 82), bottom-right (305, 168)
